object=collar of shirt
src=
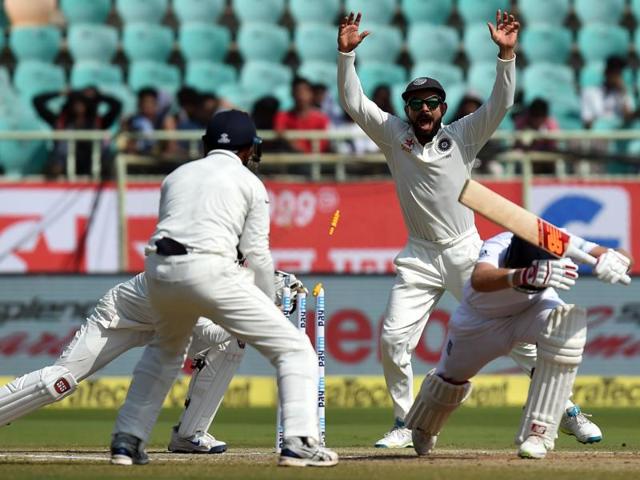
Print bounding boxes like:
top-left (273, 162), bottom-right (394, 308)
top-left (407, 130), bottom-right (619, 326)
top-left (205, 149), bottom-right (244, 165)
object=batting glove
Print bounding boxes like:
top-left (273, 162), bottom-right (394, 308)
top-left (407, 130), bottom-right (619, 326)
top-left (594, 249), bottom-right (630, 285)
top-left (274, 270), bottom-right (305, 314)
top-left (517, 258), bottom-right (579, 291)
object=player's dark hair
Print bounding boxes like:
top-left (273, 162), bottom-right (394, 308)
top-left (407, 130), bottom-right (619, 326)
top-left (504, 236), bottom-right (555, 269)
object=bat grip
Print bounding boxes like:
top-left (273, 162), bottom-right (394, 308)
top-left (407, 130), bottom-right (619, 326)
top-left (566, 244), bottom-right (631, 286)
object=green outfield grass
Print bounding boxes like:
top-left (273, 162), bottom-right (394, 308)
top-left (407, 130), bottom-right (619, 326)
top-left (0, 407), bottom-right (638, 480)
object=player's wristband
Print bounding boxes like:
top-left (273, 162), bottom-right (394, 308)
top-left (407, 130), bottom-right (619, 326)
top-left (506, 269), bottom-right (517, 287)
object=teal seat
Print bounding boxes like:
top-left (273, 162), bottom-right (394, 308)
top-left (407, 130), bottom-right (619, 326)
top-left (9, 26), bottom-right (61, 62)
top-left (580, 61), bottom-right (634, 89)
top-left (298, 61), bottom-right (337, 90)
top-left (400, 0), bottom-right (453, 25)
top-left (173, 0), bottom-right (226, 23)
top-left (0, 115), bottom-right (50, 177)
top-left (358, 24), bottom-right (403, 63)
top-left (518, 0), bottom-right (569, 26)
top-left (577, 24), bottom-right (630, 63)
top-left (345, 0), bottom-right (396, 25)
top-left (128, 61), bottom-right (180, 93)
top-left (466, 62), bottom-right (500, 100)
top-left (523, 63), bottom-right (574, 101)
top-left (60, 0), bottom-right (112, 24)
top-left (179, 23), bottom-right (231, 62)
top-left (99, 84), bottom-right (137, 116)
top-left (0, 1), bottom-right (8, 28)
top-left (240, 61), bottom-right (292, 98)
top-left (123, 23), bottom-right (174, 62)
top-left (116, 0), bottom-right (168, 23)
top-left (273, 84), bottom-right (293, 111)
top-left (68, 24), bottom-right (118, 62)
top-left (463, 24), bottom-right (497, 64)
top-left (457, 0), bottom-right (509, 24)
top-left (633, 0), bottom-right (640, 20)
top-left (71, 61), bottom-right (123, 89)
top-left (442, 83), bottom-right (468, 122)
top-left (521, 25), bottom-right (572, 64)
top-left (555, 112), bottom-right (583, 130)
top-left (13, 61), bottom-right (66, 102)
top-left (217, 84), bottom-right (257, 111)
top-left (185, 61), bottom-right (237, 94)
top-left (237, 23), bottom-right (289, 62)
top-left (575, 0), bottom-right (624, 25)
top-left (295, 23), bottom-right (338, 63)
top-left (289, 0), bottom-right (340, 24)
top-left (634, 30), bottom-right (640, 63)
top-left (357, 62), bottom-right (406, 97)
top-left (407, 24), bottom-right (457, 63)
top-left (233, 0), bottom-right (285, 23)
top-left (0, 27), bottom-right (4, 52)
top-left (410, 62), bottom-right (463, 88)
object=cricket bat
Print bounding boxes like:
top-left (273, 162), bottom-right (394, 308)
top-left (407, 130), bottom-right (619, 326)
top-left (459, 179), bottom-right (631, 285)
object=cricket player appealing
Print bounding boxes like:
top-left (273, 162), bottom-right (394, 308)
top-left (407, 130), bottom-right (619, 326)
top-left (110, 110), bottom-right (337, 467)
top-left (405, 232), bottom-right (631, 459)
top-left (338, 10), bottom-right (605, 449)
top-left (0, 270), bottom-right (303, 456)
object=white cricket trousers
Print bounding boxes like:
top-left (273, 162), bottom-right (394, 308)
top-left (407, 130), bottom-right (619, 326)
top-left (114, 253), bottom-right (319, 442)
top-left (380, 229), bottom-right (541, 421)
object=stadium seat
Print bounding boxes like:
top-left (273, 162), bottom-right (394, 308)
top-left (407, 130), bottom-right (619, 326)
top-left (122, 23), bottom-right (174, 62)
top-left (60, 0), bottom-right (111, 24)
top-left (273, 84), bottom-right (293, 111)
top-left (295, 23), bottom-right (338, 63)
top-left (345, 0), bottom-right (396, 25)
top-left (217, 84), bottom-right (257, 111)
top-left (463, 24), bottom-right (497, 64)
top-left (466, 62), bottom-right (500, 100)
top-left (441, 83), bottom-right (470, 123)
top-left (518, 0), bottom-right (569, 26)
top-left (577, 24), bottom-right (630, 63)
top-left (0, 115), bottom-right (49, 177)
top-left (233, 0), bottom-right (285, 24)
top-left (357, 62), bottom-right (406, 97)
top-left (0, 2), bottom-right (8, 28)
top-left (407, 24), bottom-right (458, 63)
top-left (574, 0), bottom-right (625, 25)
top-left (457, 0), bottom-right (509, 24)
top-left (240, 61), bottom-right (292, 99)
top-left (99, 84), bottom-right (137, 116)
top-left (520, 25), bottom-right (572, 64)
top-left (128, 61), bottom-right (181, 93)
top-left (632, 0), bottom-right (640, 20)
top-left (353, 24), bottom-right (403, 63)
top-left (579, 61), bottom-right (634, 89)
top-left (289, 0), bottom-right (341, 24)
top-left (13, 61), bottom-right (66, 102)
top-left (173, 0), bottom-right (226, 23)
top-left (0, 28), bottom-right (4, 52)
top-left (68, 24), bottom-right (118, 63)
top-left (70, 61), bottom-right (124, 89)
top-left (523, 63), bottom-right (574, 100)
top-left (184, 61), bottom-right (237, 94)
top-left (116, 0), bottom-right (168, 23)
top-left (410, 62), bottom-right (463, 89)
top-left (298, 61), bottom-right (338, 92)
top-left (179, 23), bottom-right (231, 62)
top-left (9, 26), bottom-right (61, 62)
top-left (400, 0), bottom-right (453, 25)
top-left (237, 23), bottom-right (289, 63)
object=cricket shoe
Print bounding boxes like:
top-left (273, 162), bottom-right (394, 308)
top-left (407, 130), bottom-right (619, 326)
top-left (110, 433), bottom-right (149, 465)
top-left (518, 434), bottom-right (547, 459)
top-left (374, 418), bottom-right (413, 448)
top-left (168, 426), bottom-right (227, 454)
top-left (411, 428), bottom-right (438, 456)
top-left (560, 405), bottom-right (603, 444)
top-left (278, 437), bottom-right (339, 467)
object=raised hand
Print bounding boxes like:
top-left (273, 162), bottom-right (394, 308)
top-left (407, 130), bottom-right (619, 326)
top-left (487, 10), bottom-right (520, 59)
top-left (338, 12), bottom-right (370, 53)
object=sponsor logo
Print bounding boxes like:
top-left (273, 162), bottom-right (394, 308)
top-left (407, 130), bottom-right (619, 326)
top-left (401, 137), bottom-right (415, 153)
top-left (54, 377), bottom-right (71, 394)
top-left (530, 423), bottom-right (547, 435)
top-left (217, 133), bottom-right (231, 144)
top-left (412, 77), bottom-right (427, 86)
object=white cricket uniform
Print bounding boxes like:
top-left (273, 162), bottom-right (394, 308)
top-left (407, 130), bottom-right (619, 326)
top-left (115, 149), bottom-right (319, 442)
top-left (437, 232), bottom-right (595, 381)
top-left (338, 51), bottom-right (516, 419)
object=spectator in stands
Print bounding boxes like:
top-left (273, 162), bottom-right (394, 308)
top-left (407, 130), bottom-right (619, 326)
top-left (252, 96), bottom-right (293, 153)
top-left (274, 77), bottom-right (330, 154)
top-left (581, 56), bottom-right (636, 129)
top-left (372, 85), bottom-right (395, 116)
top-left (123, 87), bottom-right (178, 156)
top-left (198, 92), bottom-right (225, 125)
top-left (175, 87), bottom-right (204, 131)
top-left (33, 87), bottom-right (122, 176)
top-left (452, 93), bottom-right (483, 122)
top-left (514, 98), bottom-right (560, 174)
top-left (313, 83), bottom-right (344, 126)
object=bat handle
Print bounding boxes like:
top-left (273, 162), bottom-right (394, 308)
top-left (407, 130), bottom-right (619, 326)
top-left (566, 244), bottom-right (631, 286)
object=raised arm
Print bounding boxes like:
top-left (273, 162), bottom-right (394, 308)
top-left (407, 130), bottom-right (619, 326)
top-left (449, 10), bottom-right (519, 159)
top-left (337, 12), bottom-right (396, 146)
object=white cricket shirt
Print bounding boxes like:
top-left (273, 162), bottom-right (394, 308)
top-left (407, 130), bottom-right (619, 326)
top-left (149, 149), bottom-right (275, 299)
top-left (338, 51), bottom-right (516, 243)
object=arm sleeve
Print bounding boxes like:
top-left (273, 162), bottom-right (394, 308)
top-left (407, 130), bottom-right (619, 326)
top-left (476, 232), bottom-right (514, 267)
top-left (98, 93), bottom-right (123, 129)
top-left (32, 92), bottom-right (60, 127)
top-left (239, 181), bottom-right (276, 300)
top-left (448, 56), bottom-right (516, 160)
top-left (337, 50), bottom-right (395, 146)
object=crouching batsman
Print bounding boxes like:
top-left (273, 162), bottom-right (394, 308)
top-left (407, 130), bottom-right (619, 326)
top-left (405, 232), bottom-right (631, 459)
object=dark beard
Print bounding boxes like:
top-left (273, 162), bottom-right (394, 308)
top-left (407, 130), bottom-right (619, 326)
top-left (245, 159), bottom-right (260, 174)
top-left (411, 116), bottom-right (442, 145)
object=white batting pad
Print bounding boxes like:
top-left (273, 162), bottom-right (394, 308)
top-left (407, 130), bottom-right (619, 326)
top-left (178, 339), bottom-right (245, 437)
top-left (516, 305), bottom-right (587, 449)
top-left (405, 369), bottom-right (472, 436)
top-left (0, 366), bottom-right (77, 426)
